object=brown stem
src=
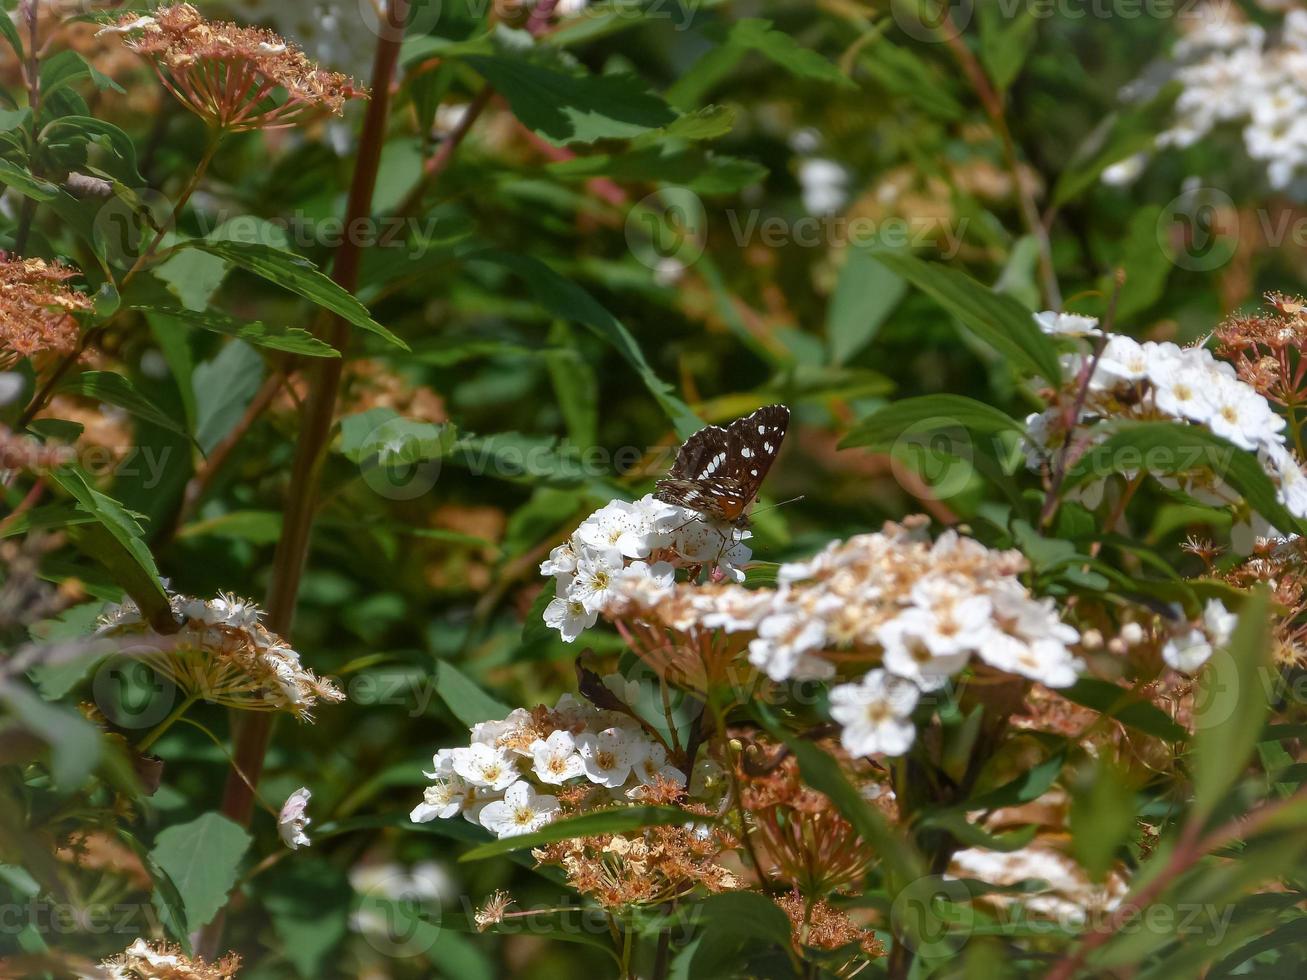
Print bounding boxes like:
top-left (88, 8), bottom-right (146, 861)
top-left (121, 134), bottom-right (222, 290)
top-left (393, 84), bottom-right (493, 220)
top-left (197, 0), bottom-right (412, 960)
top-left (170, 372), bottom-right (284, 535)
top-left (940, 15), bottom-right (1060, 310)
top-left (14, 1), bottom-right (41, 256)
top-left (1039, 270), bottom-right (1124, 528)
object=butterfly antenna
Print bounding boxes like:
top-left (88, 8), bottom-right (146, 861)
top-left (750, 495), bottom-right (806, 517)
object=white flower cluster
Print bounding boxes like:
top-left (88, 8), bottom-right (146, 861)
top-left (1119, 6), bottom-right (1307, 190)
top-left (1028, 311), bottom-right (1307, 525)
top-left (410, 694), bottom-right (686, 839)
top-left (540, 493), bottom-right (751, 641)
top-left (97, 593), bottom-right (344, 719)
top-left (1161, 597), bottom-right (1236, 673)
top-left (600, 521), bottom-right (1084, 760)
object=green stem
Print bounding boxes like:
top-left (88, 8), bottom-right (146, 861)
top-left (120, 132), bottom-right (222, 290)
top-left (135, 695), bottom-right (198, 754)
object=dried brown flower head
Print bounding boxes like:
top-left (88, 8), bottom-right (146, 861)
top-left (1213, 294), bottom-right (1307, 406)
top-left (738, 740), bottom-right (880, 895)
top-left (87, 938), bottom-right (239, 979)
top-left (1224, 535), bottom-right (1307, 665)
top-left (775, 890), bottom-right (886, 971)
top-left (98, 593), bottom-right (344, 719)
top-left (0, 256), bottom-right (89, 368)
top-left (473, 890), bottom-right (515, 932)
top-left (532, 802), bottom-right (740, 908)
top-left (102, 4), bottom-right (365, 131)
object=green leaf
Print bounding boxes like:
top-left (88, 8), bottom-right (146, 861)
top-left (58, 371), bottom-right (190, 439)
top-left (45, 467), bottom-right (172, 629)
top-left (192, 340), bottom-right (265, 455)
top-left (839, 394), bottom-right (1021, 450)
top-left (1069, 757), bottom-right (1138, 880)
top-left (435, 661), bottom-right (510, 728)
top-left (978, 3), bottom-right (1037, 91)
top-left (43, 116), bottom-right (143, 185)
top-left (40, 49), bottom-right (125, 98)
top-left (918, 810), bottom-right (1039, 852)
top-left (964, 750), bottom-right (1066, 810)
top-left (185, 240), bottom-right (408, 350)
top-left (870, 250), bottom-right (1061, 381)
top-left (1103, 205), bottom-right (1169, 321)
top-left (0, 9), bottom-right (23, 61)
top-left (0, 683), bottom-right (101, 790)
top-left (684, 892), bottom-right (794, 975)
top-left (471, 251), bottom-right (702, 438)
top-left (547, 145), bottom-right (766, 194)
top-left (149, 813), bottom-right (251, 931)
top-left (827, 246), bottom-right (907, 364)
top-left (462, 50), bottom-right (677, 146)
top-left (175, 510), bottom-right (283, 544)
top-left (1051, 90), bottom-right (1176, 208)
top-left (1060, 677), bottom-right (1189, 742)
top-left (459, 806), bottom-right (691, 861)
top-left (0, 158), bottom-right (59, 201)
top-left (135, 305), bottom-right (339, 357)
top-left (1062, 421), bottom-right (1302, 533)
top-left (1191, 588), bottom-right (1272, 820)
top-left (725, 19), bottom-right (854, 88)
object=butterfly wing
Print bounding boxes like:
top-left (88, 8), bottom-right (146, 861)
top-left (722, 404), bottom-right (789, 499)
top-left (655, 405), bottom-right (789, 523)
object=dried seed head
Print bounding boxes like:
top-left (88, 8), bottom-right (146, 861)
top-left (102, 4), bottom-right (366, 132)
top-left (0, 256), bottom-right (90, 368)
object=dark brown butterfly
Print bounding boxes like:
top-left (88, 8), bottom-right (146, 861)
top-left (654, 405), bottom-right (790, 528)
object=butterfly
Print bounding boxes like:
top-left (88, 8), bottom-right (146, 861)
top-left (654, 405), bottom-right (790, 528)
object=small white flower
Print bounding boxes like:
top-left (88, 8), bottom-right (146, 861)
top-left (278, 787), bottom-right (312, 849)
top-left (1034, 311), bottom-right (1102, 338)
top-left (544, 595), bottom-right (597, 642)
top-left (451, 744), bottom-right (520, 791)
top-left (470, 709), bottom-right (533, 748)
top-left (423, 747), bottom-right (457, 778)
top-left (1200, 379), bottom-right (1281, 451)
top-left (410, 777), bottom-right (470, 822)
top-left (539, 542), bottom-right (578, 579)
top-left (829, 670), bottom-right (919, 757)
top-left (478, 782), bottom-right (560, 838)
top-left (1202, 598), bottom-right (1237, 647)
top-left (576, 727), bottom-right (646, 788)
top-left (877, 610), bottom-right (970, 691)
top-left (978, 632), bottom-right (1079, 687)
top-left (569, 547), bottom-right (625, 612)
top-left (633, 741), bottom-right (686, 788)
top-left (530, 730), bottom-right (586, 784)
top-left (1162, 627), bottom-right (1214, 673)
